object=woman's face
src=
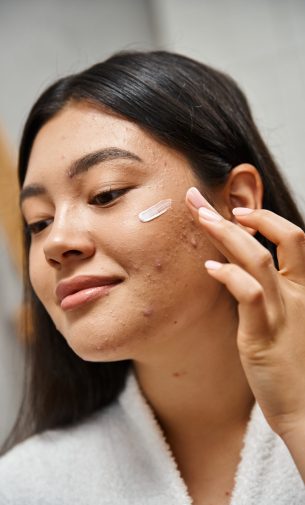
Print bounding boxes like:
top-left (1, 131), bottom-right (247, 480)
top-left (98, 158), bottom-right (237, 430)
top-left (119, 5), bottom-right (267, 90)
top-left (21, 102), bottom-right (230, 362)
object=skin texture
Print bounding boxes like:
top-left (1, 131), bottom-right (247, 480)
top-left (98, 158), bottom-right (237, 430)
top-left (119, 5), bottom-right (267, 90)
top-left (21, 101), bottom-right (305, 502)
top-left (23, 102), bottom-right (234, 364)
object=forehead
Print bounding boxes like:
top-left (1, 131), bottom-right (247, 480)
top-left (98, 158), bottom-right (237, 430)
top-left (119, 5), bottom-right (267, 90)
top-left (25, 102), bottom-right (190, 184)
top-left (25, 104), bottom-right (139, 179)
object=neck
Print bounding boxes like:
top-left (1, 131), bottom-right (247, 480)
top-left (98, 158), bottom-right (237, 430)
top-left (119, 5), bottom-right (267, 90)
top-left (132, 293), bottom-right (255, 455)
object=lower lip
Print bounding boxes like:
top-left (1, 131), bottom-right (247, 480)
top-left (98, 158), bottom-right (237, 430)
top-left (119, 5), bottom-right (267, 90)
top-left (60, 282), bottom-right (121, 311)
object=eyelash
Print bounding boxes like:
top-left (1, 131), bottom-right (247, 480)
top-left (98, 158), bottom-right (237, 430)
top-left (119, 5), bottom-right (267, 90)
top-left (90, 186), bottom-right (129, 206)
top-left (25, 187), bottom-right (130, 236)
top-left (25, 219), bottom-right (53, 236)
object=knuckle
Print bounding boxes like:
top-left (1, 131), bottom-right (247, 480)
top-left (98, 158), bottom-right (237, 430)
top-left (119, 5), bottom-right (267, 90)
top-left (259, 209), bottom-right (271, 219)
top-left (256, 249), bottom-right (273, 268)
top-left (225, 263), bottom-right (237, 275)
top-left (245, 285), bottom-right (264, 304)
top-left (289, 228), bottom-right (305, 245)
top-left (280, 225), bottom-right (305, 244)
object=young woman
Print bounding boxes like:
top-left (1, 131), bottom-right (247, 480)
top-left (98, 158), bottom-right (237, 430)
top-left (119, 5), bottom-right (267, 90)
top-left (0, 51), bottom-right (305, 505)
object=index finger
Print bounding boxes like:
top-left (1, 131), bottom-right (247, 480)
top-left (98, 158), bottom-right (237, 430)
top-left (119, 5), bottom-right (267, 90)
top-left (233, 208), bottom-right (305, 282)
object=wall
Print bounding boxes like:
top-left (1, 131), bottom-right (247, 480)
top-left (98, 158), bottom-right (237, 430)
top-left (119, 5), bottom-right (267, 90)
top-left (150, 0), bottom-right (305, 212)
top-left (0, 0), bottom-right (156, 145)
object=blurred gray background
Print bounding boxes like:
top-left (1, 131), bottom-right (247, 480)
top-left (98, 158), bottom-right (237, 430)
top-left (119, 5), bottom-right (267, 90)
top-left (1, 0), bottom-right (304, 446)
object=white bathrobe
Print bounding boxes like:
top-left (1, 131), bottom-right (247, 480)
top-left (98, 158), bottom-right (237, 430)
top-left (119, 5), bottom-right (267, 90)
top-left (0, 366), bottom-right (304, 504)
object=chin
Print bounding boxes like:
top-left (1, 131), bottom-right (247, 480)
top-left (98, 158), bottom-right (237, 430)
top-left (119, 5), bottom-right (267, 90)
top-left (62, 328), bottom-right (134, 363)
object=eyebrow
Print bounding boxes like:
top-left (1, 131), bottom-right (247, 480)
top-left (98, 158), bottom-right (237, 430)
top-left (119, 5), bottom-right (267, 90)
top-left (20, 147), bottom-right (143, 205)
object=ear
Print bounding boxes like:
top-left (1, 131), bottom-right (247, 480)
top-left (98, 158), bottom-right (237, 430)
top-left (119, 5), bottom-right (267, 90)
top-left (214, 164), bottom-right (264, 235)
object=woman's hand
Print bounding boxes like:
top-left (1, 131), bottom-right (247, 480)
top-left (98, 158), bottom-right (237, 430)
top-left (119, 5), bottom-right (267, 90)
top-left (186, 186), bottom-right (305, 441)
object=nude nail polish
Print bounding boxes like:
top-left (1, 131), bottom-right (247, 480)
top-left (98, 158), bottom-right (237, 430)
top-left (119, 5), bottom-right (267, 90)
top-left (198, 207), bottom-right (222, 222)
top-left (187, 187), bottom-right (209, 209)
top-left (205, 260), bottom-right (223, 270)
top-left (232, 207), bottom-right (254, 216)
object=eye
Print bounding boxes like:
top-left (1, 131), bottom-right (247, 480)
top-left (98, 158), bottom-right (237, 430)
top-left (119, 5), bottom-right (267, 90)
top-left (90, 187), bottom-right (130, 206)
top-left (25, 219), bottom-right (53, 236)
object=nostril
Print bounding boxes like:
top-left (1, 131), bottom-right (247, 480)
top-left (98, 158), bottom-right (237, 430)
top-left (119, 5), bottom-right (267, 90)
top-left (47, 258), bottom-right (60, 267)
top-left (62, 250), bottom-right (83, 258)
top-left (46, 250), bottom-right (83, 267)
top-left (44, 240), bottom-right (95, 266)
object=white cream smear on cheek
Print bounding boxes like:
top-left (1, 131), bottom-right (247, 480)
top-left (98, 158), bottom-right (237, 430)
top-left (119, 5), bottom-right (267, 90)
top-left (138, 198), bottom-right (172, 222)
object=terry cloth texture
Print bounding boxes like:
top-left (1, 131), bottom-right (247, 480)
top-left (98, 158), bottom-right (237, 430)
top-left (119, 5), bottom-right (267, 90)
top-left (0, 366), bottom-right (304, 504)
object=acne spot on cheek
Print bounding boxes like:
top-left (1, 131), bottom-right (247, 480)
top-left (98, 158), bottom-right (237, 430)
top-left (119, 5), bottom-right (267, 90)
top-left (190, 236), bottom-right (198, 248)
top-left (154, 259), bottom-right (163, 271)
top-left (179, 228), bottom-right (198, 248)
top-left (143, 307), bottom-right (154, 317)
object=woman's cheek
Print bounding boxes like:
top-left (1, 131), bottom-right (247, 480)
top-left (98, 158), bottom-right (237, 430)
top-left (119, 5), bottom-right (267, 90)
top-left (28, 246), bottom-right (52, 307)
top-left (28, 247), bottom-right (40, 297)
top-left (115, 206), bottom-right (206, 290)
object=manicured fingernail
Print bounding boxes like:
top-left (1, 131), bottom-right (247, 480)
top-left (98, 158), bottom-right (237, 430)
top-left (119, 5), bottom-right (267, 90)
top-left (232, 207), bottom-right (254, 216)
top-left (199, 207), bottom-right (222, 222)
top-left (187, 187), bottom-right (210, 209)
top-left (205, 260), bottom-right (223, 270)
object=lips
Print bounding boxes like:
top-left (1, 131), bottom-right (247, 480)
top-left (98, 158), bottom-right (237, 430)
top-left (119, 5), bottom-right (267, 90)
top-left (56, 275), bottom-right (123, 310)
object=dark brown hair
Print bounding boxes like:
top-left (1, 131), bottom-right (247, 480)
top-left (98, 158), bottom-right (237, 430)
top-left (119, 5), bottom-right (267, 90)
top-left (2, 50), bottom-right (304, 455)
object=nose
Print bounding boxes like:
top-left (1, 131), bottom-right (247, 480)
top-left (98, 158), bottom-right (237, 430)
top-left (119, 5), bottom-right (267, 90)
top-left (43, 220), bottom-right (95, 268)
